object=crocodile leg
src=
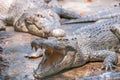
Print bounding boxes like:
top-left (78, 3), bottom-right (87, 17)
top-left (110, 24), bottom-right (120, 41)
top-left (90, 50), bottom-right (118, 70)
top-left (62, 7), bottom-right (120, 24)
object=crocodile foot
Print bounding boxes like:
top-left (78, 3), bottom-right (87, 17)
top-left (31, 39), bottom-right (118, 79)
top-left (110, 24), bottom-right (120, 41)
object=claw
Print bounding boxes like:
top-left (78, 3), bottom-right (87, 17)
top-left (111, 64), bottom-right (117, 68)
top-left (109, 64), bottom-right (113, 71)
top-left (102, 62), bottom-right (116, 71)
top-left (31, 46), bottom-right (33, 50)
top-left (105, 63), bottom-right (109, 71)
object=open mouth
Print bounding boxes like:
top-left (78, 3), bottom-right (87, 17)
top-left (31, 39), bottom-right (78, 79)
top-left (31, 38), bottom-right (68, 53)
top-left (30, 39), bottom-right (67, 78)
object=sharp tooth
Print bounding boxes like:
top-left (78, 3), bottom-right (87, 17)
top-left (41, 46), bottom-right (42, 49)
top-left (31, 46), bottom-right (33, 50)
top-left (35, 47), bottom-right (38, 51)
top-left (31, 45), bottom-right (35, 51)
top-left (31, 46), bottom-right (36, 51)
top-left (33, 47), bottom-right (35, 51)
top-left (33, 68), bottom-right (37, 74)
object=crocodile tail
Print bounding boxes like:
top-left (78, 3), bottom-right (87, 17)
top-left (62, 17), bottom-right (97, 24)
top-left (62, 7), bottom-right (120, 24)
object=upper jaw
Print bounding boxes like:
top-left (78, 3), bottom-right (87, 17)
top-left (33, 40), bottom-right (67, 78)
top-left (33, 43), bottom-right (76, 79)
top-left (31, 39), bottom-right (66, 53)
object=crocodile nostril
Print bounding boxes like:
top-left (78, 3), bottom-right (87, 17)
top-left (49, 13), bottom-right (54, 17)
top-left (34, 74), bottom-right (38, 78)
top-left (34, 74), bottom-right (41, 79)
top-left (36, 14), bottom-right (45, 18)
top-left (37, 14), bottom-right (40, 17)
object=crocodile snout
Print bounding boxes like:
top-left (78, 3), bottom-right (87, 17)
top-left (51, 28), bottom-right (66, 38)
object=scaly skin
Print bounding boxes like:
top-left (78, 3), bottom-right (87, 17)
top-left (62, 6), bottom-right (120, 24)
top-left (15, 8), bottom-right (62, 38)
top-left (0, 0), bottom-right (80, 37)
top-left (31, 17), bottom-right (120, 79)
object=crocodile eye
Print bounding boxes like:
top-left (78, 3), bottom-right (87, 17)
top-left (36, 14), bottom-right (45, 18)
top-left (74, 37), bottom-right (77, 39)
top-left (37, 14), bottom-right (40, 17)
top-left (63, 39), bottom-right (68, 41)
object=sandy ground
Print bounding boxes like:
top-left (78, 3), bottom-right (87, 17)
top-left (0, 0), bottom-right (120, 80)
top-left (60, 0), bottom-right (119, 14)
top-left (0, 27), bottom-right (40, 80)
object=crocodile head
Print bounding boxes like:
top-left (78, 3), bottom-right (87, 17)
top-left (32, 39), bottom-right (76, 79)
top-left (15, 9), bottom-right (65, 38)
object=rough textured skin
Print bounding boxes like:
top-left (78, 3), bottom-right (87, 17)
top-left (15, 8), bottom-right (62, 38)
top-left (0, 0), bottom-right (80, 37)
top-left (62, 6), bottom-right (120, 24)
top-left (31, 16), bottom-right (120, 79)
top-left (79, 72), bottom-right (120, 80)
top-left (0, 0), bottom-right (61, 37)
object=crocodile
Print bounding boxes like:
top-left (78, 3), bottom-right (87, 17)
top-left (29, 16), bottom-right (120, 79)
top-left (28, 16), bottom-right (120, 58)
top-left (62, 6), bottom-right (120, 24)
top-left (0, 0), bottom-right (80, 37)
